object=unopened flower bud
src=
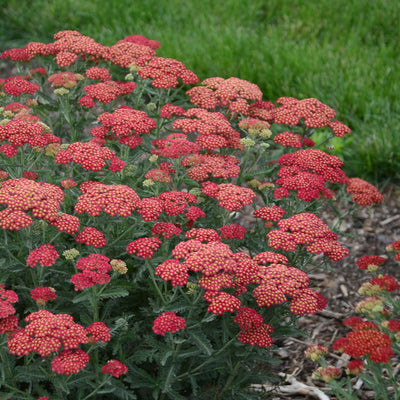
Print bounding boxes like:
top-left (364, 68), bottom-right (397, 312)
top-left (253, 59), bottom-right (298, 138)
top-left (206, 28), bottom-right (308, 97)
top-left (146, 102), bottom-right (157, 113)
top-left (110, 259), bottom-right (128, 274)
top-left (149, 154), bottom-right (159, 163)
top-left (63, 248), bottom-right (80, 260)
top-left (54, 88), bottom-right (70, 96)
top-left (143, 179), bottom-right (155, 187)
top-left (305, 345), bottom-right (329, 362)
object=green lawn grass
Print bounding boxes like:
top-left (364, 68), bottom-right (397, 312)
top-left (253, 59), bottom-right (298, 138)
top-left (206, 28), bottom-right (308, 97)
top-left (1, 0), bottom-right (399, 183)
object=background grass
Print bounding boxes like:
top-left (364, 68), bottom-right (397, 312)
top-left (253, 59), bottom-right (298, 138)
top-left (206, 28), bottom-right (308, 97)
top-left (1, 0), bottom-right (399, 183)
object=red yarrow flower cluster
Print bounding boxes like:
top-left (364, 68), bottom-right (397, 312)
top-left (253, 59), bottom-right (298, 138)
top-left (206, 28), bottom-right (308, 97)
top-left (54, 141), bottom-right (124, 172)
top-left (173, 108), bottom-right (243, 150)
top-left (333, 322), bottom-right (394, 363)
top-left (51, 349), bottom-right (90, 375)
top-left (85, 321), bottom-right (111, 344)
top-left (0, 118), bottom-right (60, 154)
top-left (0, 284), bottom-right (18, 319)
top-left (155, 259), bottom-right (189, 287)
top-left (75, 181), bottom-right (140, 217)
top-left (26, 244), bottom-right (59, 268)
top-left (48, 71), bottom-right (82, 88)
top-left (345, 177), bottom-right (384, 207)
top-left (151, 222), bottom-right (182, 239)
top-left (201, 181), bottom-right (256, 211)
top-left (1, 76), bottom-right (40, 96)
top-left (267, 212), bottom-right (349, 261)
top-left (30, 287), bottom-right (57, 306)
top-left (79, 80), bottom-right (136, 107)
top-left (152, 133), bottom-right (201, 159)
top-left (136, 56), bottom-right (199, 89)
top-left (356, 255), bottom-right (387, 270)
top-left (233, 307), bottom-right (273, 348)
top-left (102, 359), bottom-right (129, 378)
top-left (85, 66), bottom-right (111, 82)
top-left (152, 312), bottom-right (186, 336)
top-left (94, 106), bottom-right (156, 149)
top-left (275, 149), bottom-right (347, 201)
top-left (70, 254), bottom-right (111, 290)
top-left (219, 224), bottom-right (247, 240)
top-left (126, 237), bottom-right (162, 259)
top-left (187, 77), bottom-right (263, 115)
top-left (7, 310), bottom-right (89, 357)
top-left (75, 227), bottom-right (106, 248)
top-left (181, 153), bottom-right (241, 181)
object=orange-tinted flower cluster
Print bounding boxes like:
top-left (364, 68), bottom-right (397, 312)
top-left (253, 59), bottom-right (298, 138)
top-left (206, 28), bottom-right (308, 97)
top-left (30, 287), bottom-right (57, 305)
top-left (70, 254), bottom-right (111, 290)
top-left (75, 181), bottom-right (140, 217)
top-left (234, 306), bottom-right (273, 348)
top-left (345, 177), bottom-right (384, 207)
top-left (201, 181), bottom-right (256, 211)
top-left (152, 312), bottom-right (186, 336)
top-left (152, 133), bottom-right (201, 159)
top-left (7, 309), bottom-right (89, 357)
top-left (173, 108), bottom-right (242, 150)
top-left (55, 141), bottom-right (125, 172)
top-left (94, 106), bottom-right (156, 148)
top-left (75, 227), bottom-right (106, 248)
top-left (136, 56), bottom-right (199, 89)
top-left (267, 212), bottom-right (349, 261)
top-left (1, 76), bottom-right (40, 96)
top-left (26, 244), bottom-right (59, 268)
top-left (102, 359), bottom-right (129, 378)
top-left (0, 178), bottom-right (64, 230)
top-left (0, 118), bottom-right (60, 156)
top-left (187, 77), bottom-right (263, 115)
top-left (275, 149), bottom-right (347, 201)
top-left (333, 320), bottom-right (394, 363)
top-left (79, 80), bottom-right (136, 106)
top-left (126, 237), bottom-right (162, 259)
top-left (181, 153), bottom-right (241, 181)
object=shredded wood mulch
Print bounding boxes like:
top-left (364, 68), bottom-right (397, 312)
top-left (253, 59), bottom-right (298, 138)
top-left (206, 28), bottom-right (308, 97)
top-left (262, 186), bottom-right (400, 399)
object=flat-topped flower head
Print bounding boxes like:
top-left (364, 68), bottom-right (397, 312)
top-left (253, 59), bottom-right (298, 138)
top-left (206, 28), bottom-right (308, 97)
top-left (152, 133), bottom-right (201, 159)
top-left (75, 182), bottom-right (140, 217)
top-left (102, 359), bottom-right (129, 378)
top-left (85, 321), bottom-right (111, 343)
top-left (312, 366), bottom-right (341, 383)
top-left (173, 108), bottom-right (242, 150)
top-left (26, 244), bottom-right (59, 268)
top-left (1, 76), bottom-right (40, 97)
top-left (204, 291), bottom-right (241, 315)
top-left (356, 255), bottom-right (386, 271)
top-left (0, 118), bottom-right (60, 152)
top-left (155, 259), bottom-right (189, 287)
top-left (201, 181), bottom-right (256, 211)
top-left (51, 349), bottom-right (90, 375)
top-left (126, 237), bottom-right (162, 259)
top-left (152, 312), bottom-right (186, 336)
top-left (75, 227), bottom-right (106, 248)
top-left (158, 190), bottom-right (197, 216)
top-left (30, 287), bottom-right (57, 306)
top-left (181, 153), bottom-right (240, 181)
top-left (345, 177), bottom-right (384, 207)
top-left (219, 224), bottom-right (247, 240)
top-left (136, 56), bottom-right (199, 88)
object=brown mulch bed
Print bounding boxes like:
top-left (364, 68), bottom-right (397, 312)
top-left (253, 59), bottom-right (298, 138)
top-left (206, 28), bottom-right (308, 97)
top-left (263, 186), bottom-right (400, 399)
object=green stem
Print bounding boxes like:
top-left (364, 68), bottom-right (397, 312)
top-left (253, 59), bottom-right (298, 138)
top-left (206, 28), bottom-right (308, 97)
top-left (176, 336), bottom-right (237, 380)
top-left (81, 375), bottom-right (112, 400)
top-left (107, 223), bottom-right (136, 247)
top-left (145, 259), bottom-right (167, 305)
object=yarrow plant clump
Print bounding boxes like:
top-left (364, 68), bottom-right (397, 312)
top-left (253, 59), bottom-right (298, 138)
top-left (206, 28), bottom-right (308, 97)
top-left (0, 30), bottom-right (390, 399)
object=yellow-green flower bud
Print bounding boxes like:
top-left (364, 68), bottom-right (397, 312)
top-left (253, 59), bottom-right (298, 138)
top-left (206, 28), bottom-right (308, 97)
top-left (63, 248), bottom-right (80, 260)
